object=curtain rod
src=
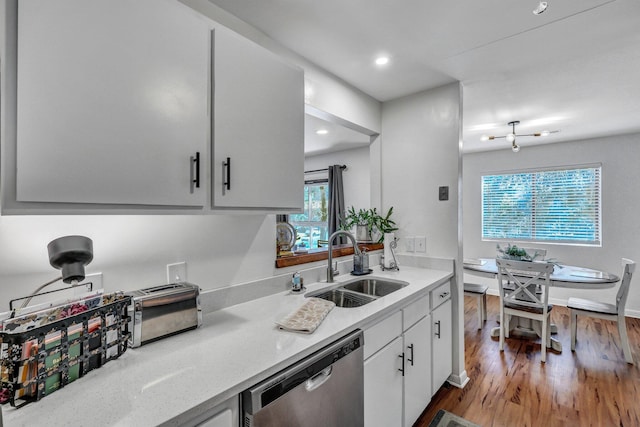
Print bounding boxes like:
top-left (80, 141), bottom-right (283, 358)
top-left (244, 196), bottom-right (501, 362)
top-left (304, 165), bottom-right (346, 174)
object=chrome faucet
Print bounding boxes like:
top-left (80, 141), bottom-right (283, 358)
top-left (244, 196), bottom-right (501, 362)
top-left (327, 230), bottom-right (361, 283)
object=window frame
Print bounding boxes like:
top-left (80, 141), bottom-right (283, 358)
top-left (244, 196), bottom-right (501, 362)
top-left (289, 180), bottom-right (330, 249)
top-left (481, 163), bottom-right (602, 247)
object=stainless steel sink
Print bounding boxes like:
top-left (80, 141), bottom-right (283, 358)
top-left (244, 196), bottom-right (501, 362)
top-left (309, 289), bottom-right (376, 308)
top-left (307, 277), bottom-right (409, 307)
top-left (341, 278), bottom-right (407, 297)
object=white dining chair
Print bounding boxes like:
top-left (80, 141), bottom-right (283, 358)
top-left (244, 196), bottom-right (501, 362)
top-left (496, 258), bottom-right (555, 363)
top-left (568, 258), bottom-right (636, 364)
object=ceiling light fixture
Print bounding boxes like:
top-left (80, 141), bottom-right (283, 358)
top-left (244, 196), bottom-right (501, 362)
top-left (316, 129), bottom-right (328, 135)
top-left (375, 56), bottom-right (390, 66)
top-left (533, 1), bottom-right (548, 15)
top-left (481, 120), bottom-right (559, 153)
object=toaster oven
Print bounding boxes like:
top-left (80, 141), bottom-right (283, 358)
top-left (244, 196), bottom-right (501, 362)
top-left (127, 282), bottom-right (201, 347)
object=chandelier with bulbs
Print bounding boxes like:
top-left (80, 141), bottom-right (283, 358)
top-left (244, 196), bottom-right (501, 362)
top-left (481, 121), bottom-right (558, 152)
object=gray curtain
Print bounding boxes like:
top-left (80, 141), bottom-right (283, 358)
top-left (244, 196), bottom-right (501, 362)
top-left (328, 165), bottom-right (345, 244)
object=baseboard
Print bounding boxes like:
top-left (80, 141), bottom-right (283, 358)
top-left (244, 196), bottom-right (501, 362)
top-left (447, 370), bottom-right (470, 389)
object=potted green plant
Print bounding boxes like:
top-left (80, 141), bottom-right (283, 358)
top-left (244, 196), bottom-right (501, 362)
top-left (341, 206), bottom-right (398, 243)
top-left (496, 243), bottom-right (544, 261)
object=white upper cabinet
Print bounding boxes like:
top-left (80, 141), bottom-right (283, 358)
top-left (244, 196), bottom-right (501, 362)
top-left (9, 0), bottom-right (304, 214)
top-left (16, 0), bottom-right (210, 207)
top-left (211, 26), bottom-right (304, 211)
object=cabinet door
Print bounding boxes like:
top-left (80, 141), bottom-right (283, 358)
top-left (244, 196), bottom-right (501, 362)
top-left (16, 0), bottom-right (209, 207)
top-left (212, 26), bottom-right (304, 210)
top-left (364, 337), bottom-right (403, 427)
top-left (195, 409), bottom-right (233, 427)
top-left (432, 299), bottom-right (453, 395)
top-left (404, 315), bottom-right (432, 427)
top-left (187, 396), bottom-right (239, 427)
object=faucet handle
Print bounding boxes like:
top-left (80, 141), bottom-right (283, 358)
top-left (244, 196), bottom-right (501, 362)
top-left (332, 262), bottom-right (339, 276)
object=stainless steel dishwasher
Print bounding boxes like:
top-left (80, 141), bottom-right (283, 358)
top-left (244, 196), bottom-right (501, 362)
top-left (242, 329), bottom-right (364, 427)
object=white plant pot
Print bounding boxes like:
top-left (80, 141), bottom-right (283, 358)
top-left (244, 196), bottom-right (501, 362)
top-left (356, 224), bottom-right (372, 242)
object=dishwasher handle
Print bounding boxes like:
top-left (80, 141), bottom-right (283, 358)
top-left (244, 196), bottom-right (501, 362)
top-left (305, 366), bottom-right (333, 392)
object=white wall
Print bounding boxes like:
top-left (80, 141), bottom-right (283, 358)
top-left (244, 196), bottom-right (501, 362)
top-left (463, 132), bottom-right (640, 316)
top-left (381, 84), bottom-right (461, 258)
top-left (304, 147), bottom-right (371, 210)
top-left (380, 82), bottom-right (466, 386)
top-left (0, 214), bottom-right (279, 306)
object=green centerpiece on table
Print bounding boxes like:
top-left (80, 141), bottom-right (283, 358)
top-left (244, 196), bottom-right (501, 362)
top-left (496, 243), bottom-right (545, 262)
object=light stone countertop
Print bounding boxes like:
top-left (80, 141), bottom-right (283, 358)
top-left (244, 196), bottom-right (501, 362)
top-left (2, 264), bottom-right (453, 427)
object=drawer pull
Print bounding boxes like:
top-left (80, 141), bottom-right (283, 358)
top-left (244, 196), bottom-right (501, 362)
top-left (190, 152), bottom-right (200, 193)
top-left (440, 291), bottom-right (450, 299)
top-left (223, 157), bottom-right (231, 192)
top-left (407, 344), bottom-right (414, 366)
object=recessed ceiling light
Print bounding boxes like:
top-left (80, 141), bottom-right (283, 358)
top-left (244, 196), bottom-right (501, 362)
top-left (375, 56), bottom-right (390, 66)
top-left (533, 1), bottom-right (548, 15)
top-left (316, 129), bottom-right (329, 135)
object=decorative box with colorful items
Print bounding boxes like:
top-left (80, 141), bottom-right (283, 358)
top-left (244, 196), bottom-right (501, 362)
top-left (0, 291), bottom-right (131, 408)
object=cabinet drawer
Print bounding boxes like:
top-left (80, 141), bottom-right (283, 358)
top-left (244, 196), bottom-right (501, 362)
top-left (403, 295), bottom-right (429, 331)
top-left (430, 281), bottom-right (451, 311)
top-left (364, 311), bottom-right (402, 360)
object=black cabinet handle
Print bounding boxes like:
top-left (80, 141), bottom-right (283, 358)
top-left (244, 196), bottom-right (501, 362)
top-left (190, 152), bottom-right (200, 193)
top-left (435, 320), bottom-right (441, 339)
top-left (407, 344), bottom-right (414, 366)
top-left (223, 157), bottom-right (231, 191)
top-left (398, 353), bottom-right (405, 376)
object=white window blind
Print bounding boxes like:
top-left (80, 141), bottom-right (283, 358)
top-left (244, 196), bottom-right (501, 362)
top-left (482, 165), bottom-right (601, 245)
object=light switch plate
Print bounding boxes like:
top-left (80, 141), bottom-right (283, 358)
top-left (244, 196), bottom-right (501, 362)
top-left (439, 186), bottom-right (449, 201)
top-left (167, 262), bottom-right (187, 283)
top-left (416, 236), bottom-right (427, 252)
top-left (405, 236), bottom-right (416, 252)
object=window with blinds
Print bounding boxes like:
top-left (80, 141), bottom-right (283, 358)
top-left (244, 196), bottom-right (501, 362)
top-left (482, 165), bottom-right (601, 245)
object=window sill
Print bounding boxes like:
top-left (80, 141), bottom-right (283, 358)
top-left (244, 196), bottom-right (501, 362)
top-left (275, 243), bottom-right (383, 268)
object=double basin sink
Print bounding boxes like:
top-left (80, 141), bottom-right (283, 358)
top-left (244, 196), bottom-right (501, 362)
top-left (306, 277), bottom-right (408, 308)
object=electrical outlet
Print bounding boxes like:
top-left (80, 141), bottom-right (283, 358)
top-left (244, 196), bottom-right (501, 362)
top-left (167, 262), bottom-right (187, 283)
top-left (75, 272), bottom-right (103, 295)
top-left (405, 236), bottom-right (416, 252)
top-left (416, 236), bottom-right (427, 253)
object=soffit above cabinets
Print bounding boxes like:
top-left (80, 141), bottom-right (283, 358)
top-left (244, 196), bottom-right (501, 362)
top-left (305, 114), bottom-right (371, 157)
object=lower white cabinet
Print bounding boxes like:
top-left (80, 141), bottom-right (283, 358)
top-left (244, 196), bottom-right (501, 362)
top-left (431, 297), bottom-right (453, 395)
top-left (403, 315), bottom-right (432, 427)
top-left (363, 295), bottom-right (433, 427)
top-left (183, 396), bottom-right (239, 427)
top-left (364, 336), bottom-right (404, 427)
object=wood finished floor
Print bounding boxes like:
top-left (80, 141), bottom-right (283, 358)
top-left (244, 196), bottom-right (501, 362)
top-left (415, 294), bottom-right (640, 427)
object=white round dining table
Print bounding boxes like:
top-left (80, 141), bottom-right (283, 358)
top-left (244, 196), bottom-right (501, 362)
top-left (463, 258), bottom-right (620, 351)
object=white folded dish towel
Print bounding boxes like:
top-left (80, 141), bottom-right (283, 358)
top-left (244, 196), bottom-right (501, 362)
top-left (276, 297), bottom-right (336, 334)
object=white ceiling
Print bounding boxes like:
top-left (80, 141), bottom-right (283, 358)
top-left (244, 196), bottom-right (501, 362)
top-left (207, 0), bottom-right (640, 153)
